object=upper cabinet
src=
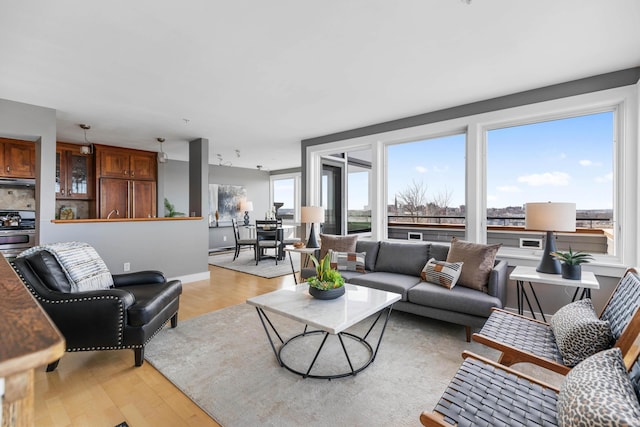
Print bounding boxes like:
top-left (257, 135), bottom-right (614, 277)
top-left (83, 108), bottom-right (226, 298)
top-left (56, 142), bottom-right (94, 200)
top-left (96, 145), bottom-right (156, 180)
top-left (0, 137), bottom-right (35, 179)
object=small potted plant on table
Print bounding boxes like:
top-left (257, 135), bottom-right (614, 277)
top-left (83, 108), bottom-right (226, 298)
top-left (307, 253), bottom-right (345, 299)
top-left (551, 247), bottom-right (593, 280)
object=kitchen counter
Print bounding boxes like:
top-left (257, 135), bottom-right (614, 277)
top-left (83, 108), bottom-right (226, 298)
top-left (52, 216), bottom-right (203, 224)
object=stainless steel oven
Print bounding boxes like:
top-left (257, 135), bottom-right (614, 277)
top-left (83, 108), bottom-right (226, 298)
top-left (0, 210), bottom-right (36, 259)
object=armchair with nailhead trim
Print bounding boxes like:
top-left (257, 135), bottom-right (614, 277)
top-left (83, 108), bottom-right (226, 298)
top-left (12, 249), bottom-right (182, 371)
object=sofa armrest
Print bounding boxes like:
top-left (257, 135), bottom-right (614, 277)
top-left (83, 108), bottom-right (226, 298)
top-left (487, 259), bottom-right (508, 307)
top-left (112, 270), bottom-right (166, 287)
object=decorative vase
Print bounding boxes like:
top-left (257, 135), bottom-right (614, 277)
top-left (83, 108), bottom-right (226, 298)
top-left (308, 285), bottom-right (345, 300)
top-left (561, 264), bottom-right (582, 280)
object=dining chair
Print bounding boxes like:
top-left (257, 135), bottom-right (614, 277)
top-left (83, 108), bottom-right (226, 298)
top-left (255, 219), bottom-right (283, 265)
top-left (231, 218), bottom-right (256, 260)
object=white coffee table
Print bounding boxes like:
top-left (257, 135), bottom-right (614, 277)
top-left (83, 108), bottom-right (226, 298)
top-left (246, 283), bottom-right (401, 379)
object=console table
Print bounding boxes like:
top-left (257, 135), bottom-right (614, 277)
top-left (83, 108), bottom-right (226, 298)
top-left (510, 265), bottom-right (600, 322)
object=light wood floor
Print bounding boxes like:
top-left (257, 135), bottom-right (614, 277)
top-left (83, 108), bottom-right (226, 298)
top-left (34, 259), bottom-right (297, 427)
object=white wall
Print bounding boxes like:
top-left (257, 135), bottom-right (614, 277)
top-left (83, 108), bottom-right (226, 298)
top-left (0, 98), bottom-right (209, 282)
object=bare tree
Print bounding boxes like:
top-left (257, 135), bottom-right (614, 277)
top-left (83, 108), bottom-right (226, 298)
top-left (396, 180), bottom-right (427, 222)
top-left (431, 186), bottom-right (454, 214)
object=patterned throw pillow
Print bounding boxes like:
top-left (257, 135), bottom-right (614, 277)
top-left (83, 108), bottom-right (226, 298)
top-left (557, 348), bottom-right (640, 426)
top-left (330, 250), bottom-right (366, 273)
top-left (421, 258), bottom-right (464, 289)
top-left (445, 237), bottom-right (501, 292)
top-left (550, 298), bottom-right (613, 367)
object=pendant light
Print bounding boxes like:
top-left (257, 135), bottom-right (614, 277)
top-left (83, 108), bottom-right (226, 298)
top-left (157, 138), bottom-right (168, 163)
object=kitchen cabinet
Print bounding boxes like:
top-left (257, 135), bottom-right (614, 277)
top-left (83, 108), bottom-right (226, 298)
top-left (96, 145), bottom-right (156, 180)
top-left (0, 137), bottom-right (36, 179)
top-left (99, 178), bottom-right (157, 219)
top-left (56, 142), bottom-right (94, 200)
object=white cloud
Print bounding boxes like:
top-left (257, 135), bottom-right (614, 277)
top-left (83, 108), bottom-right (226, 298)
top-left (433, 165), bottom-right (449, 173)
top-left (487, 194), bottom-right (497, 202)
top-left (415, 166), bottom-right (427, 173)
top-left (595, 172), bottom-right (613, 183)
top-left (579, 159), bottom-right (592, 166)
top-left (518, 171), bottom-right (570, 187)
top-left (497, 185), bottom-right (521, 193)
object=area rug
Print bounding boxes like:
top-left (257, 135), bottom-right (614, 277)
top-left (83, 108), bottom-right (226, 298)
top-left (208, 250), bottom-right (300, 278)
top-left (145, 303), bottom-right (562, 427)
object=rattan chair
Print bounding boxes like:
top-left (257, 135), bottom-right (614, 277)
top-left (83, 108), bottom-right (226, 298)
top-left (472, 268), bottom-right (640, 375)
top-left (420, 345), bottom-right (640, 427)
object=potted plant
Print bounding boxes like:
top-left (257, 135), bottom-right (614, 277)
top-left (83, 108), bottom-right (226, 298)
top-left (306, 253), bottom-right (345, 299)
top-left (550, 247), bottom-right (593, 280)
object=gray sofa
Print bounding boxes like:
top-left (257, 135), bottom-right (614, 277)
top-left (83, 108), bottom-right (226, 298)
top-left (303, 240), bottom-right (508, 341)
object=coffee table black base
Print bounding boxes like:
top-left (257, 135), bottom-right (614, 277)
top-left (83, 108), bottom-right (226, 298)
top-left (255, 305), bottom-right (394, 380)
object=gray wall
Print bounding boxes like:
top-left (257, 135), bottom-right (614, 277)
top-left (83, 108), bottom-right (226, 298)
top-left (0, 97), bottom-right (209, 281)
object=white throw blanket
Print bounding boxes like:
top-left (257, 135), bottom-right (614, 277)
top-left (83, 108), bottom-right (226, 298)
top-left (18, 242), bottom-right (114, 292)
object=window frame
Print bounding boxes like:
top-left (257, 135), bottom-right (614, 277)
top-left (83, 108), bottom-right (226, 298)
top-left (270, 172), bottom-right (301, 223)
top-left (305, 84), bottom-right (638, 277)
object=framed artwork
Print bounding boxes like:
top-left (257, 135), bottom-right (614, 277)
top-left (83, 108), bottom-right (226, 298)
top-left (209, 184), bottom-right (246, 226)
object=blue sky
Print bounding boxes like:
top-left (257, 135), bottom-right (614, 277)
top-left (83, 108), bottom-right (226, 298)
top-left (385, 111), bottom-right (614, 211)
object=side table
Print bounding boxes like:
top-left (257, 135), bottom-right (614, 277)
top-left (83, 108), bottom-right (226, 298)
top-left (510, 265), bottom-right (600, 322)
top-left (284, 246), bottom-right (318, 284)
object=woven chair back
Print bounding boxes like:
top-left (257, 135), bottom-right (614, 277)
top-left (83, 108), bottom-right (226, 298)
top-left (600, 269), bottom-right (640, 341)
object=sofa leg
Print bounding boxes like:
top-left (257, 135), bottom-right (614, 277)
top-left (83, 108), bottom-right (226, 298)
top-left (134, 347), bottom-right (144, 367)
top-left (465, 326), bottom-right (471, 342)
top-left (171, 313), bottom-right (178, 328)
top-left (46, 359), bottom-right (60, 372)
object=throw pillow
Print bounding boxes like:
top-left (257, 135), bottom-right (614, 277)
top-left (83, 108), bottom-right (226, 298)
top-left (445, 237), bottom-right (501, 292)
top-left (550, 298), bottom-right (613, 367)
top-left (421, 258), bottom-right (464, 289)
top-left (319, 234), bottom-right (358, 261)
top-left (330, 250), bottom-right (366, 273)
top-left (556, 348), bottom-right (640, 426)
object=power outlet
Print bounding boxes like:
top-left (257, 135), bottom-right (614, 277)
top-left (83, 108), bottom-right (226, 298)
top-left (223, 235), bottom-right (227, 242)
top-left (123, 262), bottom-right (131, 272)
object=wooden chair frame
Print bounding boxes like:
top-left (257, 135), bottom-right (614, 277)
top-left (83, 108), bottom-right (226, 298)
top-left (472, 268), bottom-right (640, 375)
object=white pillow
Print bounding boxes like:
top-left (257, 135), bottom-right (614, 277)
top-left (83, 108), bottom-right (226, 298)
top-left (420, 258), bottom-right (463, 289)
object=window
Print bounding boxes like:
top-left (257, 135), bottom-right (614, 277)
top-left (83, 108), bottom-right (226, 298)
top-left (271, 173), bottom-right (300, 222)
top-left (386, 133), bottom-right (466, 242)
top-left (486, 111), bottom-right (615, 255)
top-left (347, 150), bottom-right (371, 234)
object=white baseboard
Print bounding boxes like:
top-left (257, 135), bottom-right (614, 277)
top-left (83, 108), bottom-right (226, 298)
top-left (169, 270), bottom-right (210, 284)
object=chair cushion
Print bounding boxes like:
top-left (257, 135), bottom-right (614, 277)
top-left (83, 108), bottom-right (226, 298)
top-left (445, 237), bottom-right (501, 292)
top-left (374, 241), bottom-right (430, 277)
top-left (330, 250), bottom-right (366, 273)
top-left (408, 281), bottom-right (501, 318)
top-left (421, 258), bottom-right (463, 289)
top-left (319, 234), bottom-right (358, 261)
top-left (557, 348), bottom-right (640, 426)
top-left (550, 298), bottom-right (613, 367)
top-left (19, 242), bottom-right (113, 292)
top-left (125, 280), bottom-right (182, 327)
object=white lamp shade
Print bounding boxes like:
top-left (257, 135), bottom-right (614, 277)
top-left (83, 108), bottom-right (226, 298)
top-left (525, 202), bottom-right (576, 232)
top-left (243, 201), bottom-right (254, 212)
top-left (301, 206), bottom-right (324, 223)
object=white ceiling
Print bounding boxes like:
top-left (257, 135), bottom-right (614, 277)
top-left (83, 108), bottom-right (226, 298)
top-left (1, 1), bottom-right (639, 171)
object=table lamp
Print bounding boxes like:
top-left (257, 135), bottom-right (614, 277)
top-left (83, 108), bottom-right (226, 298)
top-left (242, 201), bottom-right (254, 226)
top-left (525, 202), bottom-right (576, 274)
top-left (301, 206), bottom-right (324, 249)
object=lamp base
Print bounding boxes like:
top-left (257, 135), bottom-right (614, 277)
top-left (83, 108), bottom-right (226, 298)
top-left (536, 230), bottom-right (561, 274)
top-left (306, 223), bottom-right (320, 248)
top-left (243, 211), bottom-right (250, 226)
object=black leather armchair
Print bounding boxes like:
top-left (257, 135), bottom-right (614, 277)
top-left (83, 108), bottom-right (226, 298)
top-left (12, 250), bottom-right (182, 371)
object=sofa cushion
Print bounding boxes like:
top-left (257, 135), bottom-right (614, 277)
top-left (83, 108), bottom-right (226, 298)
top-left (348, 272), bottom-right (421, 301)
top-left (556, 348), bottom-right (640, 426)
top-left (374, 241), bottom-right (430, 277)
top-left (430, 244), bottom-right (450, 261)
top-left (446, 237), bottom-right (501, 292)
top-left (319, 234), bottom-right (358, 261)
top-left (330, 250), bottom-right (366, 273)
top-left (421, 258), bottom-right (463, 289)
top-left (355, 240), bottom-right (380, 271)
top-left (550, 298), bottom-right (613, 367)
top-left (407, 281), bottom-right (502, 318)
